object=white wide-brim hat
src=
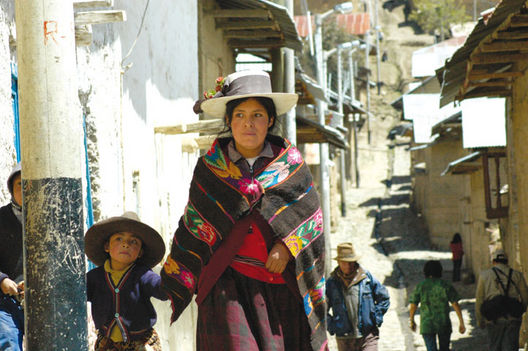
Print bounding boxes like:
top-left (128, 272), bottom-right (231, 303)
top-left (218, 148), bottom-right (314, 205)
top-left (195, 70), bottom-right (298, 118)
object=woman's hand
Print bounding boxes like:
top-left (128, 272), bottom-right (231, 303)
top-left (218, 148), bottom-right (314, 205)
top-left (265, 242), bottom-right (291, 274)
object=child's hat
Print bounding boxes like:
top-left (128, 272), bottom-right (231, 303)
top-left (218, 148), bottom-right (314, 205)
top-left (84, 211), bottom-right (165, 268)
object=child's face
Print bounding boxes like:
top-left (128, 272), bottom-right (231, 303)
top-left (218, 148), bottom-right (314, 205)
top-left (104, 232), bottom-right (143, 270)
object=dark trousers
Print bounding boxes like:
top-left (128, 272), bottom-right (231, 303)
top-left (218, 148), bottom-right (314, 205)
top-left (452, 259), bottom-right (462, 282)
top-left (336, 329), bottom-right (379, 351)
top-left (422, 333), bottom-right (450, 351)
top-left (486, 319), bottom-right (521, 351)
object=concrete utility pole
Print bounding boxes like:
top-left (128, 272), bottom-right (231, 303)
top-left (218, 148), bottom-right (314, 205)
top-left (15, 1), bottom-right (88, 350)
top-left (337, 46), bottom-right (347, 217)
top-left (284, 0), bottom-right (297, 144)
top-left (365, 31), bottom-right (372, 144)
top-left (374, 0), bottom-right (382, 95)
top-left (314, 13), bottom-right (332, 273)
top-left (348, 50), bottom-right (360, 188)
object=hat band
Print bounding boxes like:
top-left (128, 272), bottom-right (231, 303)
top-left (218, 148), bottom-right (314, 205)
top-left (219, 74), bottom-right (273, 98)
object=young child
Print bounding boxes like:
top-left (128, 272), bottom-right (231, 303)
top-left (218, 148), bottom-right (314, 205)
top-left (409, 260), bottom-right (465, 351)
top-left (85, 211), bottom-right (167, 351)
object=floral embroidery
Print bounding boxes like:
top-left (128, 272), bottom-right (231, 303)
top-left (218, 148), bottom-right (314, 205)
top-left (283, 208), bottom-right (323, 257)
top-left (287, 148), bottom-right (303, 165)
top-left (183, 202), bottom-right (219, 247)
top-left (163, 256), bottom-right (196, 290)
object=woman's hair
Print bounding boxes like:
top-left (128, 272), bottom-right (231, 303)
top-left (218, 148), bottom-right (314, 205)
top-left (451, 233), bottom-right (462, 244)
top-left (222, 97), bottom-right (277, 134)
top-left (423, 260), bottom-right (443, 278)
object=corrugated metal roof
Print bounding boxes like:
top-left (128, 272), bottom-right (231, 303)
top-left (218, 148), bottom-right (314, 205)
top-left (217, 0), bottom-right (303, 51)
top-left (294, 13), bottom-right (370, 37)
top-left (441, 151), bottom-right (482, 176)
top-left (439, 0), bottom-right (528, 106)
top-left (411, 37), bottom-right (466, 78)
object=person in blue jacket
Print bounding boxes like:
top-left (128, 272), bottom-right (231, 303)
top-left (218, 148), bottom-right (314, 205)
top-left (326, 242), bottom-right (390, 351)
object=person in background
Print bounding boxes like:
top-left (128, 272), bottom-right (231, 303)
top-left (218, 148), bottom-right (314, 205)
top-left (161, 70), bottom-right (326, 351)
top-left (326, 242), bottom-right (390, 351)
top-left (85, 211), bottom-right (167, 351)
top-left (449, 233), bottom-right (464, 282)
top-left (409, 260), bottom-right (466, 351)
top-left (476, 249), bottom-right (528, 351)
top-left (0, 162), bottom-right (24, 351)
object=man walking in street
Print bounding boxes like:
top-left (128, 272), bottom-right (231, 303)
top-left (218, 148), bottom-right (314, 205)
top-left (476, 249), bottom-right (528, 351)
top-left (0, 162), bottom-right (24, 351)
top-left (326, 242), bottom-right (390, 351)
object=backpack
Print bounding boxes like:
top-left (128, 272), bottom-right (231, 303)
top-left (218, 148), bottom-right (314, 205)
top-left (480, 268), bottom-right (525, 321)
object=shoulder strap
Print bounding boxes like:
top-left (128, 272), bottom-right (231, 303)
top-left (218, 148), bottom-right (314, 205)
top-left (492, 267), bottom-right (509, 296)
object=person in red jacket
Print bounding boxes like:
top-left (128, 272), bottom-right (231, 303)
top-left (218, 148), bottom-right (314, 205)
top-left (449, 233), bottom-right (464, 282)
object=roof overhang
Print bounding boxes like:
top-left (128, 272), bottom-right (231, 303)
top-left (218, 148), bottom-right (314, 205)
top-left (214, 0), bottom-right (302, 52)
top-left (296, 72), bottom-right (326, 104)
top-left (296, 115), bottom-right (348, 149)
top-left (441, 151), bottom-right (483, 176)
top-left (439, 0), bottom-right (528, 107)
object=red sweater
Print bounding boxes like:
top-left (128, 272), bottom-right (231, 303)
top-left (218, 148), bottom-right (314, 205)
top-left (450, 242), bottom-right (464, 260)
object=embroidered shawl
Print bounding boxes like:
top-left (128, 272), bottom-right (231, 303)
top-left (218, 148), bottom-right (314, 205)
top-left (161, 135), bottom-right (327, 350)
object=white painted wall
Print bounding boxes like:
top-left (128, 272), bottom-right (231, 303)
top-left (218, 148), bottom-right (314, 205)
top-left (0, 2), bottom-right (17, 205)
top-left (77, 0), bottom-right (200, 349)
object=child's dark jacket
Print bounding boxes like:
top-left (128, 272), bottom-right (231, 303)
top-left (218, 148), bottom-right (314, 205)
top-left (87, 263), bottom-right (167, 342)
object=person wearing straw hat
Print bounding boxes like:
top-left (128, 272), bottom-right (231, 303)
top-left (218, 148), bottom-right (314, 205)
top-left (0, 162), bottom-right (24, 351)
top-left (326, 243), bottom-right (390, 351)
top-left (162, 70), bottom-right (326, 350)
top-left (85, 211), bottom-right (167, 351)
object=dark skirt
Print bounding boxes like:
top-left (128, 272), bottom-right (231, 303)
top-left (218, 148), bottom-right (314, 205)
top-left (197, 267), bottom-right (313, 351)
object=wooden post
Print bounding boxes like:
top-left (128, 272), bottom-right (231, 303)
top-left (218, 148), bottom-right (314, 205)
top-left (15, 0), bottom-right (87, 349)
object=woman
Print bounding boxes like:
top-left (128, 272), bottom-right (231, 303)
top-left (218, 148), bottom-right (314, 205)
top-left (161, 70), bottom-right (327, 351)
top-left (409, 260), bottom-right (465, 351)
top-left (449, 233), bottom-right (463, 282)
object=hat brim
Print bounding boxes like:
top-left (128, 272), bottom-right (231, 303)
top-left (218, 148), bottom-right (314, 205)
top-left (85, 217), bottom-right (165, 268)
top-left (200, 93), bottom-right (298, 118)
top-left (333, 254), bottom-right (361, 262)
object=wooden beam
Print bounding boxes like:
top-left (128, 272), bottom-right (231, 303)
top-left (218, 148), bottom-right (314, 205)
top-left (74, 10), bottom-right (126, 26)
top-left (211, 9), bottom-right (270, 19)
top-left (216, 20), bottom-right (276, 31)
top-left (510, 14), bottom-right (528, 28)
top-left (495, 29), bottom-right (528, 40)
top-left (154, 119), bottom-right (224, 135)
top-left (181, 135), bottom-right (216, 152)
top-left (75, 25), bottom-right (92, 46)
top-left (471, 53), bottom-right (526, 64)
top-left (228, 39), bottom-right (285, 48)
top-left (73, 0), bottom-right (113, 9)
top-left (224, 30), bottom-right (282, 39)
top-left (481, 40), bottom-right (528, 52)
top-left (461, 89), bottom-right (511, 99)
top-left (468, 81), bottom-right (512, 88)
top-left (468, 71), bottom-right (523, 80)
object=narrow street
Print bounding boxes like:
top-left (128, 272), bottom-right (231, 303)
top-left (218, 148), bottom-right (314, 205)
top-left (328, 125), bottom-right (489, 350)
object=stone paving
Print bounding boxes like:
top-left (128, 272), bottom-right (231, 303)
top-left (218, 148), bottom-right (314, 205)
top-left (327, 137), bottom-right (489, 350)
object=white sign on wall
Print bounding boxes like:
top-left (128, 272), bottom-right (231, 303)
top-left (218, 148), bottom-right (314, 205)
top-left (461, 97), bottom-right (506, 148)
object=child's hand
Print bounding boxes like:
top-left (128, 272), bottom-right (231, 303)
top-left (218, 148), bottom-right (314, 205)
top-left (265, 242), bottom-right (291, 274)
top-left (0, 278), bottom-right (19, 296)
top-left (459, 324), bottom-right (466, 334)
top-left (17, 281), bottom-right (24, 298)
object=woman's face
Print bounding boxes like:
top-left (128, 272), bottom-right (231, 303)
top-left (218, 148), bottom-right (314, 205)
top-left (227, 98), bottom-right (274, 159)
